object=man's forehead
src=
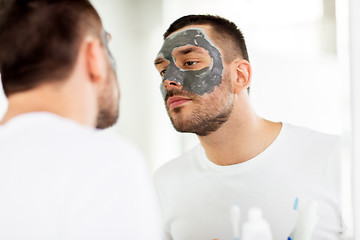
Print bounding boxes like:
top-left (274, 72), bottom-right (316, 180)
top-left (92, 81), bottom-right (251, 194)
top-left (165, 26), bottom-right (214, 44)
top-left (159, 27), bottom-right (217, 53)
top-left (167, 25), bottom-right (212, 38)
top-left (155, 26), bottom-right (220, 64)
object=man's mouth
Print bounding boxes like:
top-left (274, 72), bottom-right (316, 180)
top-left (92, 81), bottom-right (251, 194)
top-left (167, 96), bottom-right (192, 109)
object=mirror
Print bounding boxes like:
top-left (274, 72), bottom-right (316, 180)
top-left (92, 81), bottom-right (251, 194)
top-left (0, 0), bottom-right (353, 238)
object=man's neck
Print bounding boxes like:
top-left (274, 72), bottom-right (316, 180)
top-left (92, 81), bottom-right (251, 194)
top-left (198, 102), bottom-right (282, 166)
top-left (0, 85), bottom-right (96, 127)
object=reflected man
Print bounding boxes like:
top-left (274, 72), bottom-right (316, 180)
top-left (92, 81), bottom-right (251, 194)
top-left (154, 14), bottom-right (344, 240)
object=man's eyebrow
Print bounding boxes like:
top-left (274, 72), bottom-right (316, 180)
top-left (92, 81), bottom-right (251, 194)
top-left (174, 46), bottom-right (206, 55)
top-left (154, 58), bottom-right (165, 65)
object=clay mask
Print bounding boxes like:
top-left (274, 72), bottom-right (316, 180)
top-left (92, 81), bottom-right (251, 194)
top-left (156, 28), bottom-right (224, 98)
top-left (102, 29), bottom-right (117, 75)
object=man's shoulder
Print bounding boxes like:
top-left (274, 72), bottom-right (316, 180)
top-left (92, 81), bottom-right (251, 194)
top-left (65, 128), bottom-right (146, 168)
top-left (0, 112), bottom-right (145, 167)
top-left (47, 115), bottom-right (143, 160)
top-left (283, 123), bottom-right (341, 146)
top-left (280, 123), bottom-right (342, 167)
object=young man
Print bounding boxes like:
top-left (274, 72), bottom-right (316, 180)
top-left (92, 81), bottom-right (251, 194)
top-left (154, 15), bottom-right (344, 240)
top-left (0, 0), bottom-right (162, 239)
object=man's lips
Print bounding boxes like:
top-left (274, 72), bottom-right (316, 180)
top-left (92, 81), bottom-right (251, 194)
top-left (167, 96), bottom-right (192, 109)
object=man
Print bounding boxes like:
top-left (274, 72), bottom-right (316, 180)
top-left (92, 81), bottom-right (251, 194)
top-left (154, 15), bottom-right (344, 240)
top-left (0, 0), bottom-right (162, 239)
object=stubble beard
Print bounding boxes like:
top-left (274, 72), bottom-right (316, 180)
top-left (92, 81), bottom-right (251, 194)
top-left (166, 75), bottom-right (234, 136)
top-left (96, 69), bottom-right (120, 129)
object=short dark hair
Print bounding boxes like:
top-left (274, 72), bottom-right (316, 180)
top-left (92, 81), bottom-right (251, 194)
top-left (163, 14), bottom-right (249, 63)
top-left (0, 0), bottom-right (103, 96)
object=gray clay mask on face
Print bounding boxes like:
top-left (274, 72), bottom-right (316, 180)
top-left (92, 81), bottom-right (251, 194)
top-left (102, 29), bottom-right (117, 75)
top-left (157, 28), bottom-right (224, 98)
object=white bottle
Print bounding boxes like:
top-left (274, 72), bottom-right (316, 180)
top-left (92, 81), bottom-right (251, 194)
top-left (288, 200), bottom-right (319, 240)
top-left (231, 205), bottom-right (241, 240)
top-left (241, 207), bottom-right (273, 240)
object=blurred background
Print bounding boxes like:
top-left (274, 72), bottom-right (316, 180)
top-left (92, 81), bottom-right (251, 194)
top-left (0, 0), bottom-right (356, 238)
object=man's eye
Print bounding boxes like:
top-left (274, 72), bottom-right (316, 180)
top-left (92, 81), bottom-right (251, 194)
top-left (184, 61), bottom-right (197, 66)
top-left (160, 69), bottom-right (166, 76)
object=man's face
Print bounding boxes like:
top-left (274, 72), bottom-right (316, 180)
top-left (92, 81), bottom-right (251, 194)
top-left (96, 30), bottom-right (120, 129)
top-left (155, 27), bottom-right (224, 98)
top-left (154, 25), bottom-right (234, 136)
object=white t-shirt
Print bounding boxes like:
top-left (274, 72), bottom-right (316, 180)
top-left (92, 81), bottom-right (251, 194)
top-left (154, 123), bottom-right (344, 240)
top-left (0, 112), bottom-right (163, 240)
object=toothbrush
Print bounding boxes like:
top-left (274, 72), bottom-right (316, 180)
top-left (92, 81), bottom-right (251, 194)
top-left (288, 197), bottom-right (299, 240)
top-left (231, 205), bottom-right (241, 240)
top-left (288, 197), bottom-right (319, 240)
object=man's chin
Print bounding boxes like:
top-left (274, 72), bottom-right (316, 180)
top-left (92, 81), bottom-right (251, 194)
top-left (171, 122), bottom-right (218, 136)
top-left (96, 111), bottom-right (119, 129)
top-left (169, 108), bottom-right (232, 136)
top-left (96, 120), bottom-right (117, 129)
top-left (170, 117), bottom-right (197, 134)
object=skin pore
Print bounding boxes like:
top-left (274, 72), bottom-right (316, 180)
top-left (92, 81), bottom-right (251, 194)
top-left (155, 24), bottom-right (282, 166)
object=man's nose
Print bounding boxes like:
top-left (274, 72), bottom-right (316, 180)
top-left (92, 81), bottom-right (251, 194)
top-left (163, 79), bottom-right (182, 90)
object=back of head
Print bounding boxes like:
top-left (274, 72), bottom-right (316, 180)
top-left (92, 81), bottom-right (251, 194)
top-left (0, 0), bottom-right (102, 97)
top-left (163, 14), bottom-right (249, 63)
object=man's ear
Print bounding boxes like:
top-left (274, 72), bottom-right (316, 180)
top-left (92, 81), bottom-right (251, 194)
top-left (84, 37), bottom-right (107, 84)
top-left (233, 59), bottom-right (251, 94)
